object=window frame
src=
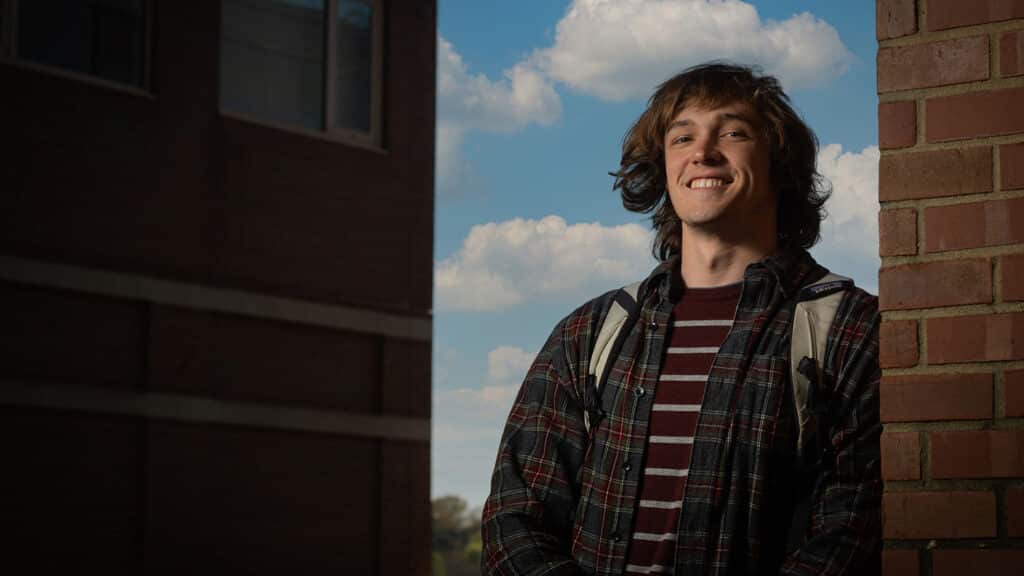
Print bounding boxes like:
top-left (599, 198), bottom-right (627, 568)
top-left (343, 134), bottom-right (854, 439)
top-left (0, 0), bottom-right (154, 96)
top-left (325, 0), bottom-right (383, 148)
top-left (219, 0), bottom-right (386, 151)
top-left (0, 0), bottom-right (13, 59)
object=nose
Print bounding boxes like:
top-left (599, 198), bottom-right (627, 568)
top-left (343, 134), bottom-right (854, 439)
top-left (692, 135), bottom-right (722, 164)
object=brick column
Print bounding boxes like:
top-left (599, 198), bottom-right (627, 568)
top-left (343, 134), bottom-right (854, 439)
top-left (877, 1), bottom-right (1024, 574)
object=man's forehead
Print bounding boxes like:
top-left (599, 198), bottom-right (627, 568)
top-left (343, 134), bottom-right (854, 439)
top-left (669, 99), bottom-right (760, 125)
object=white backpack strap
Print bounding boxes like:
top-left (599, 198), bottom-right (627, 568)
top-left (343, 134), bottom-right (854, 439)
top-left (790, 273), bottom-right (852, 457)
top-left (584, 281), bottom-right (641, 433)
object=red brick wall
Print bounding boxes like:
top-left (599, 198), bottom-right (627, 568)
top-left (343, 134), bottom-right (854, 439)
top-left (877, 1), bottom-right (1024, 574)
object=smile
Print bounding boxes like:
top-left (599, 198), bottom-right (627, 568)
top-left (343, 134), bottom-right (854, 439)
top-left (687, 177), bottom-right (732, 189)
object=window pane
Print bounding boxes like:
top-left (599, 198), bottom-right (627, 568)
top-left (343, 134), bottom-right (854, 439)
top-left (17, 0), bottom-right (146, 87)
top-left (221, 0), bottom-right (324, 130)
top-left (334, 0), bottom-right (372, 133)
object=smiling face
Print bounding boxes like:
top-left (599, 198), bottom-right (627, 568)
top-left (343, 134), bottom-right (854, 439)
top-left (663, 100), bottom-right (777, 243)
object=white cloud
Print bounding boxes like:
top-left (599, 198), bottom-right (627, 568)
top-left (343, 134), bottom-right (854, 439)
top-left (436, 37), bottom-right (562, 196)
top-left (813, 144), bottom-right (880, 291)
top-left (437, 345), bottom-right (532, 419)
top-left (486, 345), bottom-right (536, 386)
top-left (438, 346), bottom-right (533, 419)
top-left (438, 37), bottom-right (561, 130)
top-left (433, 344), bottom-right (539, 507)
top-left (531, 0), bottom-right (852, 101)
top-left (435, 215), bottom-right (655, 311)
top-left (435, 123), bottom-right (470, 198)
top-left (817, 144), bottom-right (880, 255)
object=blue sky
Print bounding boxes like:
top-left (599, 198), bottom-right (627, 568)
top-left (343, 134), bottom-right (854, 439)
top-left (432, 0), bottom-right (880, 509)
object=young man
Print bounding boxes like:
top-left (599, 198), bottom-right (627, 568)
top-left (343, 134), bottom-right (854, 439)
top-left (481, 64), bottom-right (881, 575)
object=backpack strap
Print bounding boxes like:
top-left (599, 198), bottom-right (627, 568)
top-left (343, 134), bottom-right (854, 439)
top-left (584, 281), bottom-right (641, 434)
top-left (790, 272), bottom-right (853, 459)
top-left (786, 272), bottom-right (853, 551)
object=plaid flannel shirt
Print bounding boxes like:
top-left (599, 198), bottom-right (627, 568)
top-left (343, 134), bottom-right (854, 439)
top-left (481, 249), bottom-right (881, 575)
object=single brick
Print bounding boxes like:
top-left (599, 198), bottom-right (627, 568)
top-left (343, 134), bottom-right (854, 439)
top-left (930, 429), bottom-right (1024, 478)
top-left (883, 549), bottom-right (919, 576)
top-left (1007, 369), bottom-right (1024, 417)
top-left (880, 208), bottom-right (918, 256)
top-left (879, 259), bottom-right (992, 310)
top-left (1001, 31), bottom-right (1024, 77)
top-left (1009, 486), bottom-right (1024, 537)
top-left (879, 101), bottom-right (917, 149)
top-left (883, 491), bottom-right (996, 539)
top-left (882, 431), bottom-right (921, 480)
top-left (927, 312), bottom-right (1024, 364)
top-left (932, 549), bottom-right (1024, 576)
top-left (1001, 143), bottom-right (1024, 190)
top-left (925, 198), bottom-right (1024, 252)
top-left (1000, 254), bottom-right (1024, 302)
top-left (879, 147), bottom-right (992, 201)
top-left (927, 0), bottom-right (1024, 31)
top-left (881, 319), bottom-right (920, 368)
top-left (927, 87), bottom-right (1024, 142)
top-left (877, 0), bottom-right (918, 40)
top-left (881, 372), bottom-right (993, 422)
top-left (878, 36), bottom-right (989, 92)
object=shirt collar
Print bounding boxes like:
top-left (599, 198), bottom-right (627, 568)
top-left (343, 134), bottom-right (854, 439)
top-left (642, 247), bottom-right (823, 303)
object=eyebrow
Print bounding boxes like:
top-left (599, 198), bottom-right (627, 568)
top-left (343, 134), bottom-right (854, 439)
top-left (666, 112), bottom-right (755, 131)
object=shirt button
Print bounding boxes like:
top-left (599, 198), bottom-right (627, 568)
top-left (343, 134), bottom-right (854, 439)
top-left (634, 386), bottom-right (646, 398)
top-left (612, 533), bottom-right (621, 542)
top-left (622, 461), bottom-right (632, 472)
top-left (649, 319), bottom-right (658, 330)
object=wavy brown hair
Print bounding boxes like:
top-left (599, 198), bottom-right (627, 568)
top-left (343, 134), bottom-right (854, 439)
top-left (613, 63), bottom-right (829, 260)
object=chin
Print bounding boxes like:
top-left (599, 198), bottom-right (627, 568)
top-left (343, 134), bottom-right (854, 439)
top-left (677, 207), bottom-right (726, 226)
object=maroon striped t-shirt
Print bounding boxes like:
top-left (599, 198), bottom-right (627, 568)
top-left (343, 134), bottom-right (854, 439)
top-left (625, 282), bottom-right (741, 575)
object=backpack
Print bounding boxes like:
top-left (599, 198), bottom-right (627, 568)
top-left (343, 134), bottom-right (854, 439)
top-left (582, 272), bottom-right (853, 548)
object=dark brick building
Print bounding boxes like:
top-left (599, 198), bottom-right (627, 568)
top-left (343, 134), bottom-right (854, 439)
top-left (0, 1), bottom-right (435, 573)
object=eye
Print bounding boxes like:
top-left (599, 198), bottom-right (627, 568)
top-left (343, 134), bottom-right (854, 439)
top-left (722, 129), bottom-right (749, 139)
top-left (670, 134), bottom-right (693, 144)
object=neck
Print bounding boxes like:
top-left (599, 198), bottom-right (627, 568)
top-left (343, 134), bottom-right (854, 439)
top-left (678, 224), bottom-right (778, 288)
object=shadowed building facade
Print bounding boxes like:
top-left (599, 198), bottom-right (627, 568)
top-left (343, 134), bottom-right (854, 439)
top-left (0, 1), bottom-right (435, 573)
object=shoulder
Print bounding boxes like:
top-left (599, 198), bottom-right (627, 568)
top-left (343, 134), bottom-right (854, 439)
top-left (538, 260), bottom-right (671, 371)
top-left (792, 254), bottom-right (878, 338)
top-left (834, 283), bottom-right (880, 338)
top-left (546, 287), bottom-right (623, 354)
top-left (823, 280), bottom-right (880, 382)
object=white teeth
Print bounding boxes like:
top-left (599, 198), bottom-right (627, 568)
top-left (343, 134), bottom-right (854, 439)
top-left (689, 178), bottom-right (726, 189)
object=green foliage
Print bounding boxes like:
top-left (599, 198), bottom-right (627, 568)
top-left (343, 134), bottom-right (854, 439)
top-left (432, 495), bottom-right (483, 576)
top-left (432, 552), bottom-right (448, 576)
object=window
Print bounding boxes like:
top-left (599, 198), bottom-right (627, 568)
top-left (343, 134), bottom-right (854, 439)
top-left (4, 0), bottom-right (149, 89)
top-left (220, 0), bottom-right (383, 147)
top-left (0, 2), bottom-right (8, 57)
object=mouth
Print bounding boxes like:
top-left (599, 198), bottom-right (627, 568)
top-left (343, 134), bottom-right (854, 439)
top-left (686, 177), bottom-right (733, 189)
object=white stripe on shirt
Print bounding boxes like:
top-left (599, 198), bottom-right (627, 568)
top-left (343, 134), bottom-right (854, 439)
top-left (658, 374), bottom-right (707, 382)
top-left (645, 467), bottom-right (689, 477)
top-left (639, 499), bottom-right (683, 509)
top-left (632, 532), bottom-right (678, 542)
top-left (651, 403), bottom-right (700, 412)
top-left (667, 346), bottom-right (719, 354)
top-left (649, 435), bottom-right (694, 445)
top-left (625, 563), bottom-right (673, 574)
top-left (674, 319), bottom-right (733, 327)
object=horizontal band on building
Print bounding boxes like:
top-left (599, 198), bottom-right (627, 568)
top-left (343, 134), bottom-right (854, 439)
top-left (0, 379), bottom-right (431, 442)
top-left (0, 254), bottom-right (431, 342)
